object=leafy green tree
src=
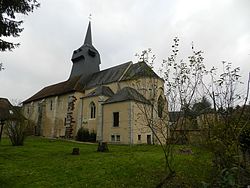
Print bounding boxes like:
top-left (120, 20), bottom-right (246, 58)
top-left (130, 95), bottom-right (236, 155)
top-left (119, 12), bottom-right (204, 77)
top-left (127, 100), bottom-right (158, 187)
top-left (0, 0), bottom-right (40, 51)
top-left (192, 96), bottom-right (211, 116)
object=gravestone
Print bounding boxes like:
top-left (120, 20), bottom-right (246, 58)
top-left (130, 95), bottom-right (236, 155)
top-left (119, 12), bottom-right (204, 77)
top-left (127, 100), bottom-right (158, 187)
top-left (72, 147), bottom-right (80, 155)
top-left (97, 142), bottom-right (109, 152)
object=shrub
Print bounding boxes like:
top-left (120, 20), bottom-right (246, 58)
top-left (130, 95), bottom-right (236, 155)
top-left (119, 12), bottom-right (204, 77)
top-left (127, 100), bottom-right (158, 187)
top-left (76, 127), bottom-right (96, 142)
top-left (89, 131), bottom-right (97, 142)
top-left (5, 118), bottom-right (27, 146)
top-left (76, 127), bottom-right (89, 142)
top-left (97, 142), bottom-right (109, 152)
top-left (239, 125), bottom-right (250, 154)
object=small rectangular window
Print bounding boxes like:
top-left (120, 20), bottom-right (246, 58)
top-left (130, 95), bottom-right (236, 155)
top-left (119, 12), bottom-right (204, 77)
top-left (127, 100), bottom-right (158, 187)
top-left (138, 135), bottom-right (141, 141)
top-left (50, 100), bottom-right (53, 111)
top-left (116, 135), bottom-right (120, 142)
top-left (111, 135), bottom-right (115, 142)
top-left (113, 112), bottom-right (119, 127)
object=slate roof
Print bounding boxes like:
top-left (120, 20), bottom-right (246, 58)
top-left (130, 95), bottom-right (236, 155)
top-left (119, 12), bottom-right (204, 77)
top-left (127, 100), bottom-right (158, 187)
top-left (121, 61), bottom-right (160, 81)
top-left (23, 61), bottom-right (162, 104)
top-left (103, 87), bottom-right (150, 105)
top-left (23, 62), bottom-right (130, 103)
top-left (84, 61), bottom-right (132, 89)
top-left (23, 76), bottom-right (81, 104)
top-left (84, 86), bottom-right (114, 98)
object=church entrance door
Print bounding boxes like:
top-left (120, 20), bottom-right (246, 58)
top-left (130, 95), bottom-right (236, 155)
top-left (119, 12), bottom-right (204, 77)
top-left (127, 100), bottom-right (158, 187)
top-left (147, 135), bottom-right (151, 144)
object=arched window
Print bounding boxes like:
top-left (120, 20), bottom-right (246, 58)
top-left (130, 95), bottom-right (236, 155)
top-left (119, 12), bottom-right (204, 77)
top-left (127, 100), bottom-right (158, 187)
top-left (90, 102), bottom-right (96, 119)
top-left (158, 96), bottom-right (164, 118)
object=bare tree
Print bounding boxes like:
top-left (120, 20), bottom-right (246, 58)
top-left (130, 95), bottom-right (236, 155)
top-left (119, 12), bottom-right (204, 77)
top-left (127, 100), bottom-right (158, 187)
top-left (132, 52), bottom-right (173, 185)
top-left (161, 38), bottom-right (207, 145)
top-left (0, 63), bottom-right (4, 71)
top-left (134, 38), bottom-right (250, 187)
top-left (132, 40), bottom-right (207, 186)
top-left (201, 62), bottom-right (250, 186)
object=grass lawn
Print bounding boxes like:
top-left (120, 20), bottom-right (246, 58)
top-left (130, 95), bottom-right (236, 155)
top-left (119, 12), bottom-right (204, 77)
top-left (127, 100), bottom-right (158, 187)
top-left (0, 137), bottom-right (212, 188)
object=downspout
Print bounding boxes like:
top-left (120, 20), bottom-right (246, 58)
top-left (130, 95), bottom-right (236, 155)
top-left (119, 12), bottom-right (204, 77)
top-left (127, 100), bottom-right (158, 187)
top-left (80, 97), bottom-right (83, 128)
top-left (151, 78), bottom-right (157, 145)
top-left (151, 101), bottom-right (154, 145)
top-left (98, 96), bottom-right (105, 142)
top-left (101, 103), bottom-right (104, 142)
top-left (129, 101), bottom-right (133, 144)
top-left (39, 99), bottom-right (45, 136)
top-left (52, 96), bottom-right (58, 137)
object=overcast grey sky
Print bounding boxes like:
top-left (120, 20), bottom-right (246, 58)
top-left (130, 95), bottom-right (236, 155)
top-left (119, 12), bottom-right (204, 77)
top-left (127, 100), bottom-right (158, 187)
top-left (1, 0), bottom-right (250, 103)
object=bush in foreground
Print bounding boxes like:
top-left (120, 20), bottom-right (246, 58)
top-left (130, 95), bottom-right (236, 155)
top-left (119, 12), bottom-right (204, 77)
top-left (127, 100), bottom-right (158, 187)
top-left (76, 127), bottom-right (96, 142)
top-left (5, 118), bottom-right (27, 146)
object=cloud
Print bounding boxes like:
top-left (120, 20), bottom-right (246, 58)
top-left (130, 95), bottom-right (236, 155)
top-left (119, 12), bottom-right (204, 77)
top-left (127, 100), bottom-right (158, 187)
top-left (0, 0), bottom-right (249, 103)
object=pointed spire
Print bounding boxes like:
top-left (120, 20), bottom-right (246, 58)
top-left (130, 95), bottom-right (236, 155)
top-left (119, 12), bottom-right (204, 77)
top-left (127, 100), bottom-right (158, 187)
top-left (84, 21), bottom-right (92, 45)
top-left (70, 19), bottom-right (100, 78)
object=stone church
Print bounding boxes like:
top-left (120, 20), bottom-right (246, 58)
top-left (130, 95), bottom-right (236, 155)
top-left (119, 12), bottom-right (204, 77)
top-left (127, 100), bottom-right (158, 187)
top-left (23, 22), bottom-right (168, 144)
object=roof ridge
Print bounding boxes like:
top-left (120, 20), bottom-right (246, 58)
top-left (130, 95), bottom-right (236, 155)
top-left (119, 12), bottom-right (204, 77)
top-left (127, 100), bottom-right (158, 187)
top-left (118, 62), bottom-right (133, 82)
top-left (83, 85), bottom-right (114, 98)
top-left (97, 61), bottom-right (132, 74)
top-left (103, 86), bottom-right (150, 105)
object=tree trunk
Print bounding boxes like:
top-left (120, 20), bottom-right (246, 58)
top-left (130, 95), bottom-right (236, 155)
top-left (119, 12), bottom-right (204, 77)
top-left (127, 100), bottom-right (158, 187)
top-left (0, 122), bottom-right (4, 141)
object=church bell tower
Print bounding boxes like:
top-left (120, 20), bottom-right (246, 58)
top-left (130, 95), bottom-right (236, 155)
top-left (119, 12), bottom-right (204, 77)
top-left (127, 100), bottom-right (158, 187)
top-left (69, 22), bottom-right (101, 78)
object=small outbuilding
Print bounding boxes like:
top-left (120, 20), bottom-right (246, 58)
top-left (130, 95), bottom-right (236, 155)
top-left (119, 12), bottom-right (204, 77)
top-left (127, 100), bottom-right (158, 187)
top-left (0, 98), bottom-right (21, 141)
